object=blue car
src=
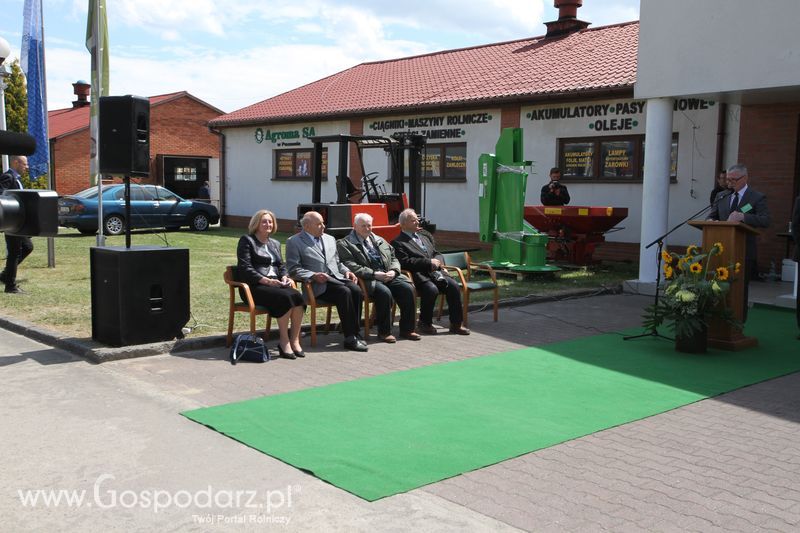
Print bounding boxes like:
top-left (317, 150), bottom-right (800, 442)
top-left (58, 184), bottom-right (220, 235)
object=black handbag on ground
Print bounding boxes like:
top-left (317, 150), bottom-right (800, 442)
top-left (230, 333), bottom-right (271, 364)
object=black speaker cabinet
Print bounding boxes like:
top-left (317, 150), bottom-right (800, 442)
top-left (99, 95), bottom-right (150, 176)
top-left (90, 246), bottom-right (189, 346)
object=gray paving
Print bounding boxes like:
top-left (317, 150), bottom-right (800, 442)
top-left (1, 292), bottom-right (799, 532)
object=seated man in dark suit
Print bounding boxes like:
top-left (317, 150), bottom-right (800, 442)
top-left (708, 164), bottom-right (771, 320)
top-left (392, 209), bottom-right (470, 336)
top-left (286, 211), bottom-right (367, 352)
top-left (337, 213), bottom-right (420, 343)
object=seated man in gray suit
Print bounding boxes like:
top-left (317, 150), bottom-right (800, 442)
top-left (337, 212), bottom-right (420, 343)
top-left (286, 211), bottom-right (367, 352)
top-left (708, 164), bottom-right (771, 320)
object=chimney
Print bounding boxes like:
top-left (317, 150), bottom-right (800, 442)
top-left (72, 80), bottom-right (91, 108)
top-left (545, 0), bottom-right (590, 38)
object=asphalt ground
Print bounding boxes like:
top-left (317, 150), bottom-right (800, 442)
top-left (1, 292), bottom-right (799, 532)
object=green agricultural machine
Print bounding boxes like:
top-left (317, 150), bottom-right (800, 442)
top-left (478, 128), bottom-right (559, 272)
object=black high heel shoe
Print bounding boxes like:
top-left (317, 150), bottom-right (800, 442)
top-left (293, 348), bottom-right (305, 358)
top-left (277, 345), bottom-right (296, 360)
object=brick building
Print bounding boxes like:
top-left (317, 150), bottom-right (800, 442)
top-left (48, 82), bottom-right (224, 203)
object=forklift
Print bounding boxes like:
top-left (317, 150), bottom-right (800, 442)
top-left (297, 132), bottom-right (434, 240)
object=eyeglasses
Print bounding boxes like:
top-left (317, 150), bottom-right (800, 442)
top-left (727, 175), bottom-right (746, 181)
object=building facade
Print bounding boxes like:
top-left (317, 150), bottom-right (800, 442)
top-left (212, 1), bottom-right (795, 274)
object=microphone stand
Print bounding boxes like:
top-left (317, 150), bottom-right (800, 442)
top-left (623, 191), bottom-right (733, 342)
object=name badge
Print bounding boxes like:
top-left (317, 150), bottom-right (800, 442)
top-left (740, 203), bottom-right (753, 213)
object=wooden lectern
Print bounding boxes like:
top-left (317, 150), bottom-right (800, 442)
top-left (688, 220), bottom-right (759, 350)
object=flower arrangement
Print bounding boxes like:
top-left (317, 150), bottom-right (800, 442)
top-left (643, 242), bottom-right (741, 339)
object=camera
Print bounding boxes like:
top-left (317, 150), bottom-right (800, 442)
top-left (430, 269), bottom-right (449, 290)
top-left (0, 190), bottom-right (59, 237)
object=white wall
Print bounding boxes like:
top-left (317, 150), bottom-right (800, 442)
top-left (222, 120), bottom-right (349, 223)
top-left (221, 98), bottom-right (719, 247)
top-left (521, 97), bottom-right (720, 246)
top-left (637, 0), bottom-right (800, 100)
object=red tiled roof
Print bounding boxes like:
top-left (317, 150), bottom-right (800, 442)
top-left (48, 91), bottom-right (222, 139)
top-left (211, 21), bottom-right (639, 128)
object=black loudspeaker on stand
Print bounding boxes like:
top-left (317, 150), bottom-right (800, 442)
top-left (99, 95), bottom-right (150, 176)
top-left (91, 247), bottom-right (189, 346)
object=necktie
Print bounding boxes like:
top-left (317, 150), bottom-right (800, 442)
top-left (364, 238), bottom-right (383, 269)
top-left (413, 233), bottom-right (427, 252)
top-left (730, 192), bottom-right (740, 212)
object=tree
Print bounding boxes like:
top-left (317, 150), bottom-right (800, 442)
top-left (4, 60), bottom-right (27, 133)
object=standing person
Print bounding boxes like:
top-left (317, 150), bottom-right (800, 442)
top-left (286, 211), bottom-right (367, 352)
top-left (237, 210), bottom-right (306, 359)
top-left (197, 180), bottom-right (210, 200)
top-left (792, 194), bottom-right (800, 339)
top-left (709, 170), bottom-right (728, 205)
top-left (337, 213), bottom-right (420, 343)
top-left (392, 209), bottom-right (470, 335)
top-left (0, 156), bottom-right (33, 294)
top-left (540, 167), bottom-right (570, 206)
top-left (708, 164), bottom-right (771, 320)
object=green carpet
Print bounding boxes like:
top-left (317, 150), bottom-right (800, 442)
top-left (183, 306), bottom-right (799, 501)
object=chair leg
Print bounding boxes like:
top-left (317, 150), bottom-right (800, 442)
top-left (249, 312), bottom-right (256, 337)
top-left (310, 306), bottom-right (317, 347)
top-left (265, 315), bottom-right (272, 341)
top-left (493, 287), bottom-right (499, 322)
top-left (463, 290), bottom-right (470, 328)
top-left (227, 306), bottom-right (235, 347)
top-left (363, 299), bottom-right (371, 339)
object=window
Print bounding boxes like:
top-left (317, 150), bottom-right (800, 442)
top-left (274, 148), bottom-right (327, 180)
top-left (421, 143), bottom-right (467, 181)
top-left (559, 135), bottom-right (678, 181)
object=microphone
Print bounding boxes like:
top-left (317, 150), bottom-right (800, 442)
top-left (711, 189), bottom-right (734, 205)
top-left (0, 130), bottom-right (37, 156)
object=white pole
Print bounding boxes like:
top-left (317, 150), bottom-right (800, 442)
top-left (637, 97), bottom-right (674, 286)
top-left (38, 1), bottom-right (55, 267)
top-left (92, 0), bottom-right (105, 246)
top-left (0, 61), bottom-right (8, 173)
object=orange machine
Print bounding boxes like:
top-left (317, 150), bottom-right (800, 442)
top-left (523, 205), bottom-right (628, 265)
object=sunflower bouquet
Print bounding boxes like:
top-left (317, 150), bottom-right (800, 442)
top-left (643, 242), bottom-right (741, 339)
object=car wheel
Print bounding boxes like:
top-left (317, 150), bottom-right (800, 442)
top-left (104, 215), bottom-right (125, 236)
top-left (190, 212), bottom-right (210, 231)
top-left (78, 228), bottom-right (96, 235)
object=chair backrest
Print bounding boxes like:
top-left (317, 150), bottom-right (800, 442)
top-left (441, 252), bottom-right (468, 269)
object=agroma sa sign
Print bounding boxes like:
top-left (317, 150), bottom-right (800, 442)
top-left (254, 126), bottom-right (316, 144)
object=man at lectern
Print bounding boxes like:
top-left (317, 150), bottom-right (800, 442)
top-left (708, 164), bottom-right (771, 320)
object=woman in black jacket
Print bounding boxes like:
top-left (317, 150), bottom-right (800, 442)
top-left (237, 210), bottom-right (305, 359)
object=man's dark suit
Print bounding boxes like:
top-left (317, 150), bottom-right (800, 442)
top-left (392, 230), bottom-right (464, 327)
top-left (0, 169), bottom-right (34, 290)
top-left (708, 186), bottom-right (771, 320)
top-left (791, 195), bottom-right (800, 332)
top-left (286, 231), bottom-right (363, 339)
top-left (337, 230), bottom-right (415, 336)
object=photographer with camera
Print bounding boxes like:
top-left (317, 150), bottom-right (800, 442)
top-left (1, 156), bottom-right (33, 293)
top-left (540, 167), bottom-right (570, 206)
top-left (392, 208), bottom-right (469, 336)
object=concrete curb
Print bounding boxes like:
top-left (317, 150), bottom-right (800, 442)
top-left (0, 284), bottom-right (622, 363)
